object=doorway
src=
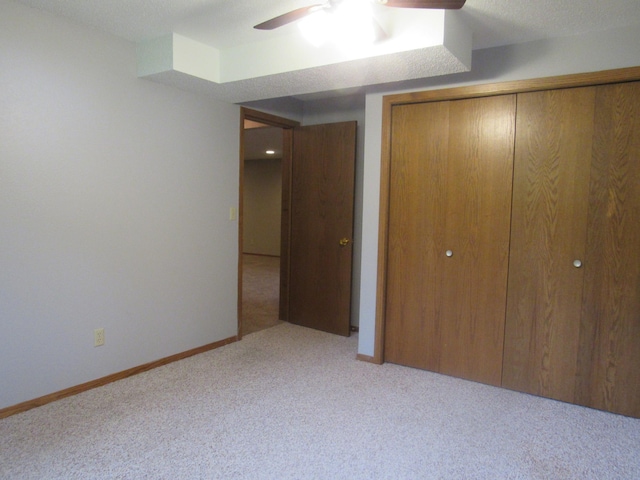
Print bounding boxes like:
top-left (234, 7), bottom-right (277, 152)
top-left (238, 108), bottom-right (357, 339)
top-left (238, 109), bottom-right (299, 339)
top-left (241, 121), bottom-right (284, 336)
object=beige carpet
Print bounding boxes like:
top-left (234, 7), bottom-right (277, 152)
top-left (242, 254), bottom-right (282, 336)
top-left (1, 322), bottom-right (639, 479)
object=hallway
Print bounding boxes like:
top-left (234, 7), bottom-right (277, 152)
top-left (242, 254), bottom-right (282, 336)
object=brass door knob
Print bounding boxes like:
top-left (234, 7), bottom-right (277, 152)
top-left (339, 238), bottom-right (351, 247)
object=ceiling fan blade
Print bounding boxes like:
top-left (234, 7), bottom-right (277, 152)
top-left (254, 5), bottom-right (324, 30)
top-left (381, 0), bottom-right (466, 9)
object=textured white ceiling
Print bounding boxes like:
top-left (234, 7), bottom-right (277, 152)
top-left (13, 0), bottom-right (640, 102)
top-left (15, 0), bottom-right (640, 49)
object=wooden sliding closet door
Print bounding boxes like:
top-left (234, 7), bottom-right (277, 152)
top-left (384, 101), bottom-right (449, 373)
top-left (504, 83), bottom-right (640, 417)
top-left (503, 87), bottom-right (596, 402)
top-left (576, 81), bottom-right (640, 417)
top-left (385, 95), bottom-right (516, 386)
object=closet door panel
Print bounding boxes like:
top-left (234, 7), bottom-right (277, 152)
top-left (576, 81), bottom-right (640, 417)
top-left (439, 95), bottom-right (516, 386)
top-left (384, 102), bottom-right (450, 370)
top-left (385, 96), bottom-right (515, 385)
top-left (503, 87), bottom-right (596, 402)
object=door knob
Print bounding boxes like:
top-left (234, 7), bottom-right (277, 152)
top-left (446, 250), bottom-right (453, 257)
top-left (573, 259), bottom-right (583, 268)
top-left (339, 238), bottom-right (351, 247)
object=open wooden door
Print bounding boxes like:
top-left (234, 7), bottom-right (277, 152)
top-left (288, 121), bottom-right (357, 336)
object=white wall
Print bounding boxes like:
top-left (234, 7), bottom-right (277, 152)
top-left (0, 1), bottom-right (240, 409)
top-left (357, 26), bottom-right (640, 357)
top-left (243, 159), bottom-right (282, 256)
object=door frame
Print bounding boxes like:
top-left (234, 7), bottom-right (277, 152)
top-left (238, 108), bottom-right (299, 340)
top-left (373, 66), bottom-right (640, 364)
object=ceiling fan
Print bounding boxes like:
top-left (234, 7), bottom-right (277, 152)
top-left (254, 0), bottom-right (467, 31)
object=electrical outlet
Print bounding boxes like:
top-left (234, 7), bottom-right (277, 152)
top-left (94, 328), bottom-right (105, 347)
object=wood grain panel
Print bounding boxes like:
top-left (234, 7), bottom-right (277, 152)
top-left (439, 95), bottom-right (515, 386)
top-left (376, 69), bottom-right (640, 416)
top-left (288, 122), bottom-right (356, 336)
top-left (376, 67), bottom-right (640, 367)
top-left (279, 127), bottom-right (293, 320)
top-left (383, 67), bottom-right (640, 109)
top-left (503, 87), bottom-right (596, 402)
top-left (576, 81), bottom-right (640, 417)
top-left (385, 96), bottom-right (515, 386)
top-left (384, 102), bottom-right (450, 370)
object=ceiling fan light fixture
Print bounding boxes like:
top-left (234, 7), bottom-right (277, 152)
top-left (334, 0), bottom-right (377, 46)
top-left (299, 0), bottom-right (379, 48)
top-left (299, 9), bottom-right (331, 46)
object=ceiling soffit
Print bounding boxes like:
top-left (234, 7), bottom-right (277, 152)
top-left (137, 10), bottom-right (471, 103)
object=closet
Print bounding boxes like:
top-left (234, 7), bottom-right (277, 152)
top-left (382, 72), bottom-right (640, 418)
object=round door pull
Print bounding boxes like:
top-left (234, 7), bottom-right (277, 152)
top-left (339, 238), bottom-right (351, 247)
top-left (573, 259), bottom-right (583, 268)
top-left (446, 250), bottom-right (453, 257)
